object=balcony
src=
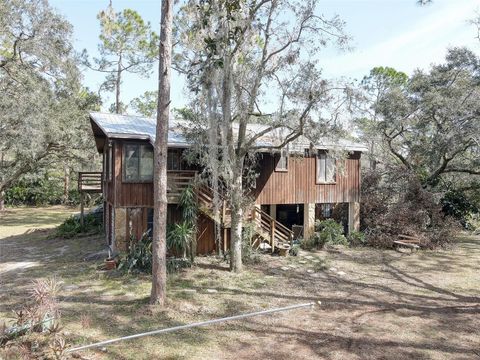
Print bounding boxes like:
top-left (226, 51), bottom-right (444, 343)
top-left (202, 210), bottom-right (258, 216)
top-left (78, 172), bottom-right (103, 193)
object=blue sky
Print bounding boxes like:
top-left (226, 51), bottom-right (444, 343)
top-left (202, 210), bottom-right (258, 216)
top-left (50, 0), bottom-right (479, 112)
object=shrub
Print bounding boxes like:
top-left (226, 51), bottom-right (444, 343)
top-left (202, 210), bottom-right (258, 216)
top-left (119, 230), bottom-right (195, 274)
top-left (361, 169), bottom-right (461, 248)
top-left (167, 258), bottom-right (192, 273)
top-left (314, 219), bottom-right (348, 246)
top-left (289, 244), bottom-right (300, 256)
top-left (347, 230), bottom-right (366, 246)
top-left (299, 237), bottom-right (317, 250)
top-left (55, 213), bottom-right (102, 238)
top-left (118, 233), bottom-right (153, 274)
top-left (241, 222), bottom-right (261, 264)
top-left (441, 190), bottom-right (479, 228)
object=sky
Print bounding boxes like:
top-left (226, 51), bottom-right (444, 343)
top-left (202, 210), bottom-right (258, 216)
top-left (49, 0), bottom-right (480, 112)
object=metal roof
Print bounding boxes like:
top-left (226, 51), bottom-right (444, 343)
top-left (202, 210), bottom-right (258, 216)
top-left (89, 112), bottom-right (368, 152)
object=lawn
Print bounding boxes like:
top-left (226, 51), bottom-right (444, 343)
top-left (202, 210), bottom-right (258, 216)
top-left (1, 206), bottom-right (479, 359)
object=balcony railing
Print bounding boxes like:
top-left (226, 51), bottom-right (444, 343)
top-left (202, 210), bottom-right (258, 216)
top-left (167, 170), bottom-right (197, 202)
top-left (78, 172), bottom-right (103, 193)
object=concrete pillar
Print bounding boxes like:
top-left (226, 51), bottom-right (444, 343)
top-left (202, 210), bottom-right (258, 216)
top-left (348, 202), bottom-right (360, 234)
top-left (270, 204), bottom-right (277, 220)
top-left (303, 203), bottom-right (316, 239)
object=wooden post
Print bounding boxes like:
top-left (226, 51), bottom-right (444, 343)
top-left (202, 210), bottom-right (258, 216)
top-left (80, 192), bottom-right (85, 229)
top-left (223, 227), bottom-right (228, 253)
top-left (270, 219), bottom-right (275, 253)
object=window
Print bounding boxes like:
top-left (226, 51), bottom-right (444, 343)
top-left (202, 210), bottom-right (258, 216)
top-left (316, 151), bottom-right (336, 183)
top-left (275, 147), bottom-right (288, 172)
top-left (167, 150), bottom-right (181, 170)
top-left (123, 143), bottom-right (154, 182)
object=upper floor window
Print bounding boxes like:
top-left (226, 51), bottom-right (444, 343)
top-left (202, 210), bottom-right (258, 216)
top-left (167, 150), bottom-right (181, 171)
top-left (275, 146), bottom-right (288, 172)
top-left (316, 151), bottom-right (336, 183)
top-left (123, 143), bottom-right (154, 182)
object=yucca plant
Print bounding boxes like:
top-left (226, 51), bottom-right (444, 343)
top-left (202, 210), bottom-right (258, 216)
top-left (178, 185), bottom-right (198, 262)
top-left (167, 222), bottom-right (193, 258)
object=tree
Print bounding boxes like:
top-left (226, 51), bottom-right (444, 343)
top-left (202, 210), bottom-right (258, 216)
top-left (0, 0), bottom-right (97, 211)
top-left (364, 48), bottom-right (480, 189)
top-left (355, 67), bottom-right (408, 169)
top-left (175, 0), bottom-right (350, 272)
top-left (82, 4), bottom-right (159, 114)
top-left (129, 90), bottom-right (158, 117)
top-left (151, 0), bottom-right (174, 306)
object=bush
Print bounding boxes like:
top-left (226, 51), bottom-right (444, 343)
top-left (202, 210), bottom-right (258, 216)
top-left (118, 231), bottom-right (194, 274)
top-left (5, 177), bottom-right (102, 207)
top-left (315, 219), bottom-right (348, 246)
top-left (55, 212), bottom-right (102, 238)
top-left (441, 190), bottom-right (479, 228)
top-left (361, 170), bottom-right (460, 248)
top-left (347, 230), bottom-right (366, 246)
top-left (241, 222), bottom-right (261, 264)
top-left (289, 244), bottom-right (300, 256)
top-left (118, 233), bottom-right (153, 274)
top-left (300, 219), bottom-right (348, 249)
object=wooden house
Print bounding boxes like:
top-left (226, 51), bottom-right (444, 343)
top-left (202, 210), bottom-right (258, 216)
top-left (84, 112), bottom-right (367, 253)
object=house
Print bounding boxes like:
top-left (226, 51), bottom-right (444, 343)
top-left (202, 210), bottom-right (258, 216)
top-left (85, 112), bottom-right (367, 254)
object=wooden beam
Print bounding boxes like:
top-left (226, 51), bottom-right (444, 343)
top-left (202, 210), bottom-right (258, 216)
top-left (80, 192), bottom-right (85, 229)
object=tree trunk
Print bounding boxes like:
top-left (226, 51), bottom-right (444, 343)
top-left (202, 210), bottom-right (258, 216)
top-left (115, 56), bottom-right (122, 114)
top-left (151, 0), bottom-right (173, 306)
top-left (63, 164), bottom-right (70, 204)
top-left (229, 165), bottom-right (243, 273)
top-left (0, 190), bottom-right (5, 212)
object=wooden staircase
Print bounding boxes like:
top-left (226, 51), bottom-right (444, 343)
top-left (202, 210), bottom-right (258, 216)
top-left (195, 183), bottom-right (294, 252)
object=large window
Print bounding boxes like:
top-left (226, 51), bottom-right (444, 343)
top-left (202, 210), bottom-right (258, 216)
top-left (275, 147), bottom-right (288, 172)
top-left (316, 151), bottom-right (336, 183)
top-left (123, 143), bottom-right (154, 182)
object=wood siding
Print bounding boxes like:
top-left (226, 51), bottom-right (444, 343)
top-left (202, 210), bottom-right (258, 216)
top-left (104, 142), bottom-right (115, 204)
top-left (254, 152), bottom-right (361, 205)
top-left (196, 213), bottom-right (217, 254)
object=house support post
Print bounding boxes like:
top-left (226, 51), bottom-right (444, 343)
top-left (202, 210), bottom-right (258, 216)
top-left (348, 201), bottom-right (360, 234)
top-left (80, 192), bottom-right (85, 229)
top-left (303, 203), bottom-right (315, 239)
top-left (270, 204), bottom-right (277, 220)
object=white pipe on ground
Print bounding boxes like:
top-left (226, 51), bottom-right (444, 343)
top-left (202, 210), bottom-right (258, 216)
top-left (66, 301), bottom-right (317, 353)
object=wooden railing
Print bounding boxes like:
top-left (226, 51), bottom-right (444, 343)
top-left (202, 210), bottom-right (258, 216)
top-left (78, 172), bottom-right (102, 193)
top-left (250, 207), bottom-right (294, 252)
top-left (195, 182), bottom-right (294, 252)
top-left (166, 171), bottom-right (197, 202)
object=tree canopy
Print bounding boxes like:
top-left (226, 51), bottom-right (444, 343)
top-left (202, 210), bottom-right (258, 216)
top-left (82, 5), bottom-right (159, 114)
top-left (0, 0), bottom-right (100, 208)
